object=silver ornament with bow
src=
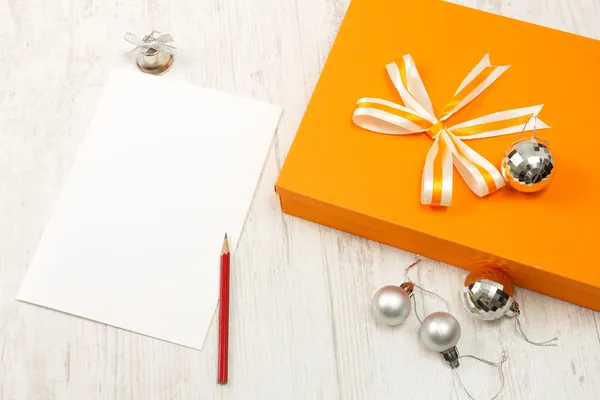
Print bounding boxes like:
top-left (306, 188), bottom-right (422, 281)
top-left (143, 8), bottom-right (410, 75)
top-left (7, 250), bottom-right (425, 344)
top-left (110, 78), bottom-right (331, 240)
top-left (124, 30), bottom-right (177, 75)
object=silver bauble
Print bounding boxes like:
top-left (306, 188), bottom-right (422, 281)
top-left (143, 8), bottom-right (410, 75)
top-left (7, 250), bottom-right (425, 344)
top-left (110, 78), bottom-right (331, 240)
top-left (463, 280), bottom-right (519, 321)
top-left (372, 285), bottom-right (412, 326)
top-left (501, 138), bottom-right (554, 193)
top-left (419, 312), bottom-right (461, 352)
top-left (129, 30), bottom-right (176, 75)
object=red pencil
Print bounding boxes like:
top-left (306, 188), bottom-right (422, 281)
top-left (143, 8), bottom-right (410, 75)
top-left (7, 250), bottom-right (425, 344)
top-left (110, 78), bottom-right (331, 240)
top-left (217, 233), bottom-right (231, 384)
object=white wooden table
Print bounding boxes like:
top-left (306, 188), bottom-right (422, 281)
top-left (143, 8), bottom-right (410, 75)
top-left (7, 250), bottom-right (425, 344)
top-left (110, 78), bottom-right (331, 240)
top-left (1, 0), bottom-right (599, 398)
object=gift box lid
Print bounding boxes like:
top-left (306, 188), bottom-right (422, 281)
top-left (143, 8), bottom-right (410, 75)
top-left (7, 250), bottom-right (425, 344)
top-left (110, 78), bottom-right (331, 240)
top-left (276, 0), bottom-right (600, 307)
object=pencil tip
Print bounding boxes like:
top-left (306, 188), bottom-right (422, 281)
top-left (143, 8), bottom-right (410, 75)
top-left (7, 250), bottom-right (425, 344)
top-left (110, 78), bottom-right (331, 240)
top-left (221, 234), bottom-right (230, 255)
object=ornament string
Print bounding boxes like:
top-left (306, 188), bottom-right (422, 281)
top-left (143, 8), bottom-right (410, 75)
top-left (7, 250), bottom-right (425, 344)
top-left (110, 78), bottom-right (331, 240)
top-left (514, 315), bottom-right (558, 346)
top-left (515, 114), bottom-right (550, 146)
top-left (405, 255), bottom-right (508, 400)
top-left (453, 351), bottom-right (508, 400)
top-left (510, 288), bottom-right (558, 346)
top-left (404, 255), bottom-right (449, 324)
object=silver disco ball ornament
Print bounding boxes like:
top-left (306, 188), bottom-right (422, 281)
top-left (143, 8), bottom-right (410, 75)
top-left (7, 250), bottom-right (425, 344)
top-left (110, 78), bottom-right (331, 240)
top-left (463, 268), bottom-right (520, 321)
top-left (501, 138), bottom-right (554, 193)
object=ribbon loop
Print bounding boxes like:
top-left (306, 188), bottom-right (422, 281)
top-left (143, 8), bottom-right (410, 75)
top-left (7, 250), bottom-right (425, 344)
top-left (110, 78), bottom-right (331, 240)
top-left (352, 54), bottom-right (550, 206)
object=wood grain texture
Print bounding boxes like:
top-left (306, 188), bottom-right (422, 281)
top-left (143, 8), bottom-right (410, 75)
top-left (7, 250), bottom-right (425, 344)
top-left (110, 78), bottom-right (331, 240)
top-left (1, 0), bottom-right (599, 399)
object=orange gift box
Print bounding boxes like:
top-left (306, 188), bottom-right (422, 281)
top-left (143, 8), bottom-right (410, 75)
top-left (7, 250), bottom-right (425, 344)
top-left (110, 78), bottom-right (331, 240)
top-left (275, 0), bottom-right (600, 310)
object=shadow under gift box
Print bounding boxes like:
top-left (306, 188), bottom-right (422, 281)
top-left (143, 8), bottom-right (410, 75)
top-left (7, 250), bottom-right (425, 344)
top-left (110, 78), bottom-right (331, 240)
top-left (275, 0), bottom-right (600, 310)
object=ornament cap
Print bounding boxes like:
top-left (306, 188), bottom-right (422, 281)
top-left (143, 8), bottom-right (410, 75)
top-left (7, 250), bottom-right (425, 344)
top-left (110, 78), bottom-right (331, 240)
top-left (506, 301), bottom-right (520, 317)
top-left (399, 281), bottom-right (415, 297)
top-left (441, 346), bottom-right (460, 369)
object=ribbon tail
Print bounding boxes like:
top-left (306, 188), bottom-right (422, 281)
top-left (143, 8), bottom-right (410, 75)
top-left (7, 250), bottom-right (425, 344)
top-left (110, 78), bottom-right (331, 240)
top-left (422, 135), bottom-right (453, 206)
top-left (454, 54), bottom-right (492, 95)
top-left (157, 33), bottom-right (174, 42)
top-left (448, 105), bottom-right (550, 140)
top-left (124, 32), bottom-right (141, 46)
top-left (438, 55), bottom-right (510, 122)
top-left (153, 42), bottom-right (177, 55)
top-left (443, 131), bottom-right (505, 197)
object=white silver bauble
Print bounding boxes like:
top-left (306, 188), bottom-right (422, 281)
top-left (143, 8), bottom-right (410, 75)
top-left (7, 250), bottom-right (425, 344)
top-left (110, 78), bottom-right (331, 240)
top-left (372, 284), bottom-right (412, 326)
top-left (419, 312), bottom-right (461, 351)
top-left (419, 312), bottom-right (462, 368)
top-left (501, 138), bottom-right (554, 193)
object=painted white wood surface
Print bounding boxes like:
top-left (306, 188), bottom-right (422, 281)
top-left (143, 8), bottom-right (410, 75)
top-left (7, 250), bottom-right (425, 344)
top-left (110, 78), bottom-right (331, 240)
top-left (1, 0), bottom-right (599, 398)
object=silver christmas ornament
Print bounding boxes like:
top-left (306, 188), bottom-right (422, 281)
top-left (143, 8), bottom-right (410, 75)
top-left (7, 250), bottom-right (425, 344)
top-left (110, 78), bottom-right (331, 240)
top-left (419, 311), bottom-right (461, 368)
top-left (124, 30), bottom-right (177, 75)
top-left (462, 267), bottom-right (558, 347)
top-left (372, 282), bottom-right (414, 326)
top-left (501, 138), bottom-right (554, 193)
top-left (463, 280), bottom-right (520, 321)
top-left (463, 268), bottom-right (519, 321)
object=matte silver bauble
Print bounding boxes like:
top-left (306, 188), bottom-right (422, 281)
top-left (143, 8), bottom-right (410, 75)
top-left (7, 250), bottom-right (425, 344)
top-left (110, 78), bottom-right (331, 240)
top-left (372, 284), bottom-right (413, 326)
top-left (420, 312), bottom-right (462, 368)
top-left (501, 138), bottom-right (554, 193)
top-left (419, 312), bottom-right (461, 352)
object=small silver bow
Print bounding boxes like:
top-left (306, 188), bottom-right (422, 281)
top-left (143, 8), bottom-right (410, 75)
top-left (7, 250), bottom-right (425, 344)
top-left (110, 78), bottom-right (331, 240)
top-left (124, 30), bottom-right (177, 60)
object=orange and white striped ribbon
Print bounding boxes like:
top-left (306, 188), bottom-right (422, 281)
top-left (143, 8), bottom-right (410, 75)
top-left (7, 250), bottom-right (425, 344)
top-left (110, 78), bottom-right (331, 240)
top-left (353, 54), bottom-right (549, 206)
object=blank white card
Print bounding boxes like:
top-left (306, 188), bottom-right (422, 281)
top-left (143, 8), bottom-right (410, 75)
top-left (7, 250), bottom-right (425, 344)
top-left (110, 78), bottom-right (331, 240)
top-left (17, 69), bottom-right (281, 349)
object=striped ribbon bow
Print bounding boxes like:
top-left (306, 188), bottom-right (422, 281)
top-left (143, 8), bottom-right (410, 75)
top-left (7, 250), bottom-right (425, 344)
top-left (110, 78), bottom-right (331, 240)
top-left (352, 54), bottom-right (549, 206)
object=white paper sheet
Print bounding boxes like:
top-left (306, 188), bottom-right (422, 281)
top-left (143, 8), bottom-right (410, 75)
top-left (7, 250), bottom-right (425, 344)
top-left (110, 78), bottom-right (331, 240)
top-left (16, 68), bottom-right (281, 350)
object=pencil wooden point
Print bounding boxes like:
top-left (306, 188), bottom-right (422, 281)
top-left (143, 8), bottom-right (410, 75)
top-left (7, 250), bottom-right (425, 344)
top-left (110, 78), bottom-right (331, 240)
top-left (221, 234), bottom-right (230, 255)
